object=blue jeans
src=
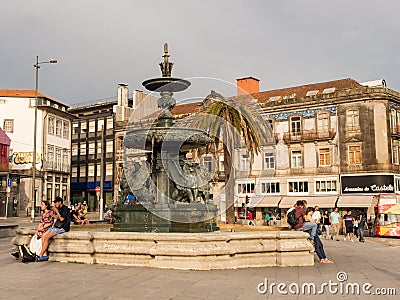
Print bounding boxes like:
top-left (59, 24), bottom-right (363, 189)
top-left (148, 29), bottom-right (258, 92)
top-left (297, 222), bottom-right (317, 239)
top-left (314, 234), bottom-right (326, 260)
top-left (359, 226), bottom-right (365, 241)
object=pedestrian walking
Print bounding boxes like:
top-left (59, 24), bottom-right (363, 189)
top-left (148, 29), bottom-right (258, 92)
top-left (357, 213), bottom-right (366, 242)
top-left (322, 210), bottom-right (331, 239)
top-left (343, 210), bottom-right (355, 242)
top-left (265, 213), bottom-right (270, 226)
top-left (330, 207), bottom-right (341, 241)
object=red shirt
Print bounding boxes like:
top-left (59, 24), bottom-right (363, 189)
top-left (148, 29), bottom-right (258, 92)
top-left (293, 207), bottom-right (306, 229)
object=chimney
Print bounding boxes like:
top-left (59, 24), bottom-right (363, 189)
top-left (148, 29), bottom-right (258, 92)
top-left (236, 76), bottom-right (260, 96)
top-left (117, 83), bottom-right (129, 107)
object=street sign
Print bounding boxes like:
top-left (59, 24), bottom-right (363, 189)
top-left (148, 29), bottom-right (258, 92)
top-left (7, 178), bottom-right (12, 187)
top-left (95, 186), bottom-right (101, 193)
top-left (6, 186), bottom-right (11, 195)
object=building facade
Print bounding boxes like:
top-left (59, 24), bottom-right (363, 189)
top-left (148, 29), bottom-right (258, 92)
top-left (0, 90), bottom-right (72, 215)
top-left (233, 78), bottom-right (400, 225)
top-left (69, 99), bottom-right (116, 211)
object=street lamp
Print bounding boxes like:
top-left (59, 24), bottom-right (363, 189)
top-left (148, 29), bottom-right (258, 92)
top-left (31, 56), bottom-right (57, 221)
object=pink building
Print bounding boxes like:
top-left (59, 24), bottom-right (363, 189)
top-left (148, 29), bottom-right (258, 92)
top-left (0, 127), bottom-right (11, 172)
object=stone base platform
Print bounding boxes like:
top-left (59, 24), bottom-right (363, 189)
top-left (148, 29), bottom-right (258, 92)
top-left (12, 228), bottom-right (313, 270)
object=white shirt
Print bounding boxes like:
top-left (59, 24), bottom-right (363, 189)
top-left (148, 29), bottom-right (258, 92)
top-left (312, 210), bottom-right (321, 223)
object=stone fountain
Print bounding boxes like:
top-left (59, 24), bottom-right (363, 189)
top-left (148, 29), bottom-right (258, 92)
top-left (112, 43), bottom-right (219, 232)
top-left (12, 45), bottom-right (314, 269)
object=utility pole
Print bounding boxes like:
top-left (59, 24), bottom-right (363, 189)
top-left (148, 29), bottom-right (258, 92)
top-left (99, 125), bottom-right (105, 220)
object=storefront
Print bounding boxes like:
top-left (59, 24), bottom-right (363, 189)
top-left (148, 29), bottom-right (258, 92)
top-left (339, 174), bottom-right (392, 218)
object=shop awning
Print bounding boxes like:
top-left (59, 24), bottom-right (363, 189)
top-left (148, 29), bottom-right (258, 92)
top-left (248, 196), bottom-right (282, 208)
top-left (337, 195), bottom-right (374, 208)
top-left (279, 196), bottom-right (338, 209)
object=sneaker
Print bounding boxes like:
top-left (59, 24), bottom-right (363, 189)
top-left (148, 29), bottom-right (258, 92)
top-left (331, 236), bottom-right (333, 240)
top-left (344, 237), bottom-right (346, 241)
top-left (351, 239), bottom-right (354, 243)
top-left (36, 255), bottom-right (49, 262)
top-left (11, 251), bottom-right (20, 259)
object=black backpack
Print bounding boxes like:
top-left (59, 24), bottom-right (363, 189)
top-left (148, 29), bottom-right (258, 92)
top-left (18, 244), bottom-right (36, 263)
top-left (287, 209), bottom-right (299, 227)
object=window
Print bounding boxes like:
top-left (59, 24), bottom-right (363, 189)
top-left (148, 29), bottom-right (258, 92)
top-left (237, 183), bottom-right (255, 194)
top-left (72, 145), bottom-right (78, 156)
top-left (264, 152), bottom-right (275, 169)
top-left (288, 180), bottom-right (308, 193)
top-left (291, 150), bottom-right (302, 168)
top-left (88, 164), bottom-right (95, 177)
top-left (106, 141), bottom-right (113, 153)
top-left (47, 145), bottom-right (54, 162)
top-left (106, 118), bottom-right (113, 129)
top-left (315, 179), bottom-right (337, 193)
top-left (63, 150), bottom-right (68, 165)
top-left (203, 156), bottom-right (213, 172)
top-left (63, 121), bottom-right (69, 139)
top-left (3, 119), bottom-right (14, 133)
top-left (106, 164), bottom-right (113, 176)
top-left (89, 142), bottom-right (95, 155)
top-left (72, 167), bottom-right (78, 178)
top-left (319, 148), bottom-right (331, 167)
top-left (55, 119), bottom-right (62, 137)
top-left (240, 154), bottom-right (250, 171)
top-left (390, 110), bottom-right (397, 133)
top-left (261, 182), bottom-right (280, 194)
top-left (317, 113), bottom-right (329, 131)
top-left (89, 121), bottom-right (96, 133)
top-left (348, 145), bottom-right (361, 165)
top-left (55, 148), bottom-right (61, 168)
top-left (81, 122), bottom-right (87, 134)
top-left (219, 156), bottom-right (224, 172)
top-left (290, 116), bottom-right (301, 134)
top-left (48, 117), bottom-right (54, 135)
top-left (393, 146), bottom-right (399, 165)
top-left (346, 109), bottom-right (359, 130)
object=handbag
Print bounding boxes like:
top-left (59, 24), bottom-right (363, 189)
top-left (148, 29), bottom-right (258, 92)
top-left (29, 234), bottom-right (43, 255)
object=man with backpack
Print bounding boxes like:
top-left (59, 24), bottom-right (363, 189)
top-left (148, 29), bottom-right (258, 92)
top-left (289, 200), bottom-right (317, 242)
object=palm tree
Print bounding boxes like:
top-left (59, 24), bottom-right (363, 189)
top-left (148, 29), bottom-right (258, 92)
top-left (199, 91), bottom-right (265, 224)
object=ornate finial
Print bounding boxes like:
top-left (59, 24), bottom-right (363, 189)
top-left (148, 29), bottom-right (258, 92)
top-left (159, 42), bottom-right (174, 77)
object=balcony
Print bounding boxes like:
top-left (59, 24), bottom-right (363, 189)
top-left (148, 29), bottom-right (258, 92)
top-left (43, 160), bottom-right (70, 173)
top-left (283, 129), bottom-right (336, 144)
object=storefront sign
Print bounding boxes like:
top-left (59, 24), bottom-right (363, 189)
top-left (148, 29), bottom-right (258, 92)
top-left (341, 175), bottom-right (394, 194)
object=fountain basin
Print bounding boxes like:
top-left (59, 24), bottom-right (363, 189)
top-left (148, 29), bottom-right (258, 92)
top-left (142, 77), bottom-right (191, 92)
top-left (12, 228), bottom-right (313, 269)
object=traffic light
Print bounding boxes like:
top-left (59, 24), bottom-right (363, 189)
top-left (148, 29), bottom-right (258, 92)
top-left (245, 195), bottom-right (249, 204)
top-left (241, 203), bottom-right (245, 208)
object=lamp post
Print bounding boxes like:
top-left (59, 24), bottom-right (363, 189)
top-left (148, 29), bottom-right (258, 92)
top-left (31, 56), bottom-right (57, 221)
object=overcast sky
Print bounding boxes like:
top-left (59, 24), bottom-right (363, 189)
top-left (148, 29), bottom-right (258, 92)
top-left (1, 1), bottom-right (400, 106)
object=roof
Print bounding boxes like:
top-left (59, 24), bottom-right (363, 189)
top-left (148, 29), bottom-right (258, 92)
top-left (251, 78), bottom-right (362, 104)
top-left (163, 78), bottom-right (363, 116)
top-left (0, 89), bottom-right (69, 107)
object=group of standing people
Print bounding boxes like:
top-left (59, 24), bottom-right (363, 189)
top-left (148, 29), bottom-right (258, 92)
top-left (317, 208), bottom-right (366, 242)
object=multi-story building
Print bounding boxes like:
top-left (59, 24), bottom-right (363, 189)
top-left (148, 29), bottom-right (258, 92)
top-left (0, 90), bottom-right (72, 215)
top-left (233, 77), bottom-right (399, 225)
top-left (69, 84), bottom-right (157, 211)
top-left (68, 98), bottom-right (116, 211)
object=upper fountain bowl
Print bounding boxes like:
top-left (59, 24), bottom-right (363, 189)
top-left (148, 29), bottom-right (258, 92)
top-left (142, 77), bottom-right (191, 93)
